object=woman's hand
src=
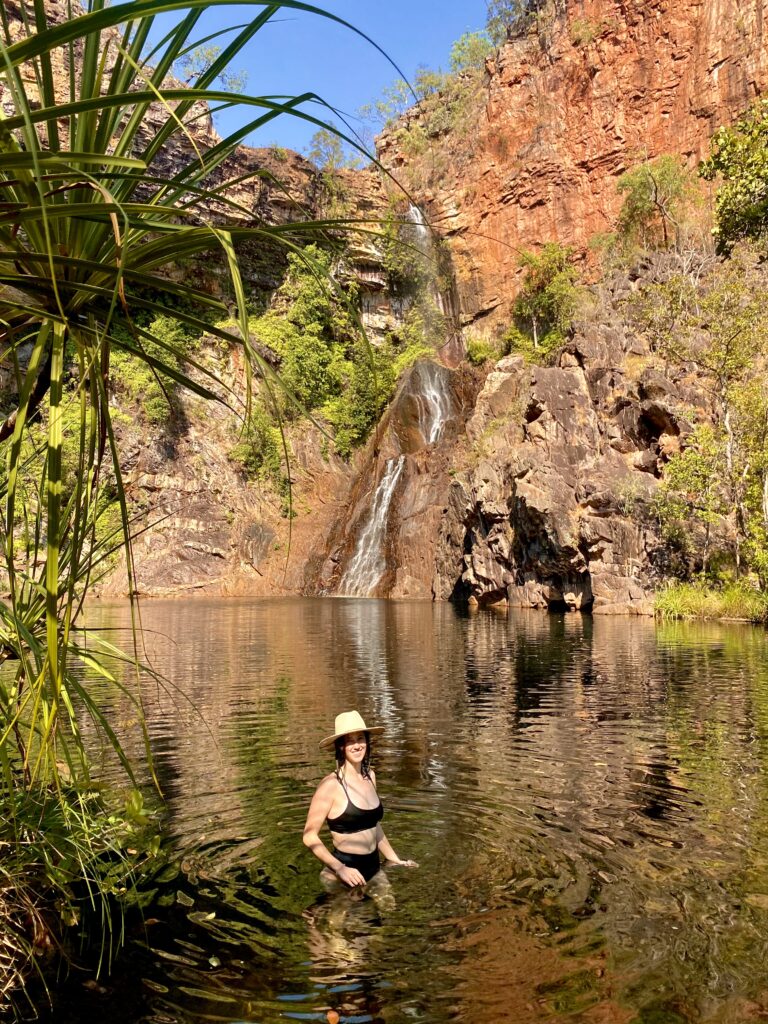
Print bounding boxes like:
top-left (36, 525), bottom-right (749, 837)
top-left (390, 858), bottom-right (418, 868)
top-left (336, 864), bottom-right (366, 887)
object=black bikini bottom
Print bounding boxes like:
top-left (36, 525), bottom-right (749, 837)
top-left (333, 847), bottom-right (381, 882)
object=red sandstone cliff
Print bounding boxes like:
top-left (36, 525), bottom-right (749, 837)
top-left (378, 0), bottom-right (768, 334)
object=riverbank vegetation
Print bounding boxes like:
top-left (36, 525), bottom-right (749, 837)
top-left (655, 580), bottom-right (768, 622)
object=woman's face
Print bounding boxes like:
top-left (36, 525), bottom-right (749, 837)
top-left (342, 731), bottom-right (368, 766)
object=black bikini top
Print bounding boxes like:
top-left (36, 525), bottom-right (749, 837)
top-left (327, 774), bottom-right (384, 834)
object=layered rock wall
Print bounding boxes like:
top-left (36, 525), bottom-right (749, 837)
top-left (379, 0), bottom-right (768, 334)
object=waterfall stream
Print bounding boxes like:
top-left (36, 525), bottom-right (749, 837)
top-left (406, 203), bottom-right (445, 313)
top-left (336, 359), bottom-right (453, 598)
top-left (337, 455), bottom-right (406, 597)
top-left (413, 360), bottom-right (451, 444)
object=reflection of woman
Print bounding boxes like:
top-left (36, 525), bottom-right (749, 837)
top-left (303, 710), bottom-right (417, 887)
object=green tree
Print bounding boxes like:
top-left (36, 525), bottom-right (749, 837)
top-left (486, 0), bottom-right (537, 41)
top-left (449, 30), bottom-right (494, 72)
top-left (655, 424), bottom-right (728, 574)
top-left (636, 245), bottom-right (768, 580)
top-left (486, 0), bottom-right (564, 43)
top-left (175, 43), bottom-right (247, 92)
top-left (306, 128), bottom-right (364, 171)
top-left (505, 242), bottom-right (581, 357)
top-left (617, 155), bottom-right (694, 249)
top-left (700, 98), bottom-right (768, 253)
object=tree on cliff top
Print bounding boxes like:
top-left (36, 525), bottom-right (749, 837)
top-left (486, 0), bottom-right (566, 43)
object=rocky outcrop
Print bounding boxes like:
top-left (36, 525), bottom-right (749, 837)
top-left (378, 0), bottom-right (768, 335)
top-left (430, 281), bottom-right (704, 613)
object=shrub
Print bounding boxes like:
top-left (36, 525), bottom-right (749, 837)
top-left (700, 98), bottom-right (768, 253)
top-left (616, 155), bottom-right (696, 250)
top-left (229, 401), bottom-right (285, 484)
top-left (504, 242), bottom-right (581, 359)
top-left (465, 334), bottom-right (499, 365)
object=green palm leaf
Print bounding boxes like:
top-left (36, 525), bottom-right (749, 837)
top-left (0, 0), bottom-right (401, 984)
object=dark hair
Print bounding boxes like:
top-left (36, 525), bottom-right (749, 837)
top-left (334, 730), bottom-right (372, 778)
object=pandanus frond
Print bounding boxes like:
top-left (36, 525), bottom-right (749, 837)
top-left (0, 0), bottom-right (398, 799)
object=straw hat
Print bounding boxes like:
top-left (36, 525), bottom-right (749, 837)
top-left (319, 710), bottom-right (384, 750)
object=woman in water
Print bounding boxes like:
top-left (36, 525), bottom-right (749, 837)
top-left (303, 710), bottom-right (418, 887)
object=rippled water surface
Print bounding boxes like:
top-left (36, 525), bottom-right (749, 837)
top-left (55, 599), bottom-right (768, 1023)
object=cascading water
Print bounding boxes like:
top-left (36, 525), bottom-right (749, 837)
top-left (335, 360), bottom-right (454, 598)
top-left (406, 203), bottom-right (445, 314)
top-left (337, 455), bottom-right (405, 597)
top-left (413, 360), bottom-right (452, 445)
top-left (329, 204), bottom-right (461, 599)
top-left (406, 202), bottom-right (431, 255)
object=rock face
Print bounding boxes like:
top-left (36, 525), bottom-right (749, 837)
top-left (378, 0), bottom-right (768, 335)
top-left (431, 289), bottom-right (698, 614)
top-left (4, 0), bottom-right (766, 606)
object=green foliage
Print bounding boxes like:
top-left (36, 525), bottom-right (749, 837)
top-left (617, 155), bottom-right (696, 249)
top-left (486, 0), bottom-right (565, 43)
top-left (449, 30), bottom-right (494, 72)
top-left (248, 244), bottom-right (405, 458)
top-left (504, 242), bottom-right (581, 359)
top-left (700, 98), bottom-right (768, 253)
top-left (655, 580), bottom-right (768, 622)
top-left (306, 128), bottom-right (364, 171)
top-left (0, 0), bottom-right (373, 1000)
top-left (663, 245), bottom-right (768, 391)
top-left (174, 43), bottom-right (247, 93)
top-left (634, 245), bottom-right (768, 587)
top-left (381, 208), bottom-right (428, 288)
top-left (625, 273), bottom-right (697, 355)
top-left (111, 314), bottom-right (188, 424)
top-left (322, 337), bottom-right (396, 457)
top-left (465, 333), bottom-right (500, 365)
top-left (229, 401), bottom-right (285, 484)
top-left (486, 0), bottom-right (538, 41)
top-left (653, 424), bottom-right (727, 572)
top-left (0, 783), bottom-right (169, 999)
top-left (359, 43), bottom-right (486, 156)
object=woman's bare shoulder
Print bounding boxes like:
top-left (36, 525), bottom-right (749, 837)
top-left (316, 772), bottom-right (339, 793)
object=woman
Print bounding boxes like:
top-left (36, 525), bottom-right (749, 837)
top-left (303, 710), bottom-right (418, 887)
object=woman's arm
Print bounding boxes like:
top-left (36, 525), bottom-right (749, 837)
top-left (376, 824), bottom-right (418, 868)
top-left (302, 777), bottom-right (367, 887)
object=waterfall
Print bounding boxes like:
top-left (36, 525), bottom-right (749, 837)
top-left (405, 204), bottom-right (445, 314)
top-left (413, 361), bottom-right (452, 445)
top-left (337, 456), bottom-right (405, 597)
top-left (406, 203), bottom-right (431, 256)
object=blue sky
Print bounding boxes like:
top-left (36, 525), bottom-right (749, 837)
top-left (171, 1), bottom-right (490, 155)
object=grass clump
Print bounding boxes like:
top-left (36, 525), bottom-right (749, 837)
top-left (465, 333), bottom-right (501, 366)
top-left (655, 580), bottom-right (768, 622)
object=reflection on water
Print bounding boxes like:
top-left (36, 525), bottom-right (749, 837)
top-left (50, 599), bottom-right (768, 1024)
